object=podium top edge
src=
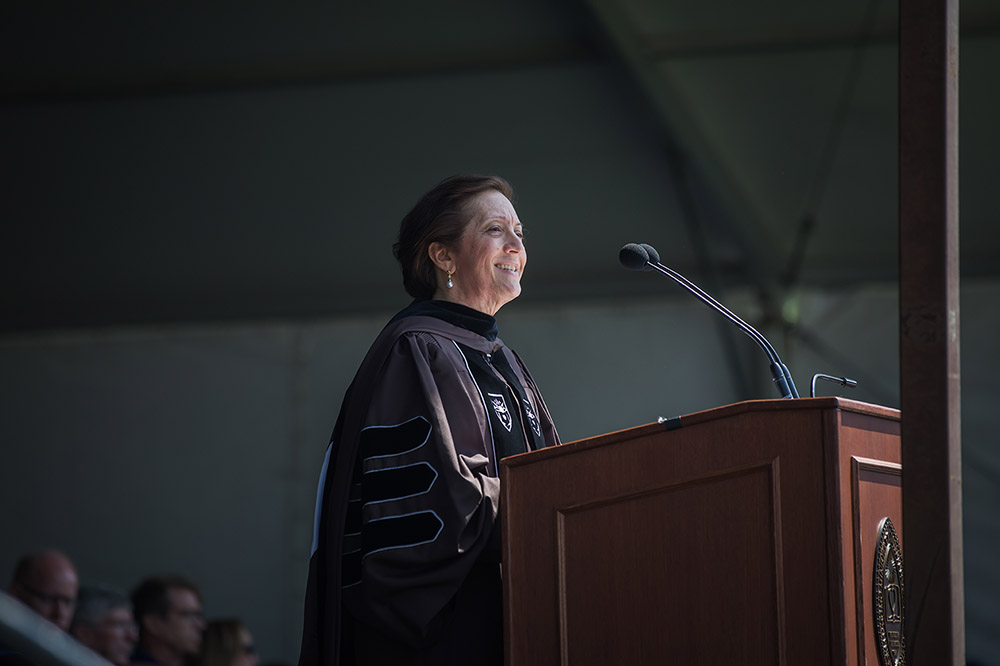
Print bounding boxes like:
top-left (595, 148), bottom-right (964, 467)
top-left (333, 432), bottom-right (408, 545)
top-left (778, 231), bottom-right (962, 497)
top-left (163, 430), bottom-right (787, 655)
top-left (501, 397), bottom-right (900, 469)
top-left (678, 396), bottom-right (900, 424)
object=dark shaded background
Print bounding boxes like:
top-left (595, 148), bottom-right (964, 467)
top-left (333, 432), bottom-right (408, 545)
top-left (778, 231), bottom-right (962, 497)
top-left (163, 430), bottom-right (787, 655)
top-left (2, 1), bottom-right (997, 662)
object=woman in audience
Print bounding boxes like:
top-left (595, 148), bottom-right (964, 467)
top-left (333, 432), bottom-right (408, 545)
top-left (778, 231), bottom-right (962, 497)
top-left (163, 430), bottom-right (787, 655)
top-left (198, 619), bottom-right (258, 666)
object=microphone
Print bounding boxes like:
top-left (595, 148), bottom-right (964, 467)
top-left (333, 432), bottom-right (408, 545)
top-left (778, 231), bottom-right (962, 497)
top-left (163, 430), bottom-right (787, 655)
top-left (619, 243), bottom-right (799, 399)
top-left (620, 243), bottom-right (658, 270)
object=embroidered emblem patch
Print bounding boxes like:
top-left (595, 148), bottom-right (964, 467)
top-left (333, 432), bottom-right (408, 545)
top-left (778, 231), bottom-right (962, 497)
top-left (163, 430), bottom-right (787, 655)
top-left (487, 392), bottom-right (513, 432)
top-left (523, 399), bottom-right (541, 437)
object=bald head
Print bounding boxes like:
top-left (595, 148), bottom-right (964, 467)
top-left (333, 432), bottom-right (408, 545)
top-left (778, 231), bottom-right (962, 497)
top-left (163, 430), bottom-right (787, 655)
top-left (9, 550), bottom-right (79, 631)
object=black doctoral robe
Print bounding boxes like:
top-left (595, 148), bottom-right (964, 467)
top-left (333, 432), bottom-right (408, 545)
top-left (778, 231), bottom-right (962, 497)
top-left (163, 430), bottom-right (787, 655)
top-left (299, 301), bottom-right (560, 666)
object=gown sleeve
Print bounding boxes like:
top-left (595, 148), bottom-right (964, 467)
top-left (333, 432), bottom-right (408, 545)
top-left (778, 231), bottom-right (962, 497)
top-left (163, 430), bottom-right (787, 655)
top-left (340, 329), bottom-right (500, 647)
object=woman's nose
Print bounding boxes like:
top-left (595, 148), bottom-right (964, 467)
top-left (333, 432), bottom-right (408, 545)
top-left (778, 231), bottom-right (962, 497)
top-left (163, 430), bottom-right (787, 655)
top-left (505, 232), bottom-right (524, 251)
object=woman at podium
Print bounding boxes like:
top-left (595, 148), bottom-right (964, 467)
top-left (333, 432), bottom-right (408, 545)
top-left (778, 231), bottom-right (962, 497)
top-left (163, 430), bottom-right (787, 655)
top-left (299, 174), bottom-right (561, 666)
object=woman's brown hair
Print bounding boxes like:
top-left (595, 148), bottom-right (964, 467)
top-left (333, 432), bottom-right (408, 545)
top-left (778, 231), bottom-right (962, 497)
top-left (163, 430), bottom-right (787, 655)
top-left (393, 174), bottom-right (514, 299)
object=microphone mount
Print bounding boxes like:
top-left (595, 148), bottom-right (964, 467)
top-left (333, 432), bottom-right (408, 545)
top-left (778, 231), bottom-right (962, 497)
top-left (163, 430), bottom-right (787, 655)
top-left (810, 373), bottom-right (858, 398)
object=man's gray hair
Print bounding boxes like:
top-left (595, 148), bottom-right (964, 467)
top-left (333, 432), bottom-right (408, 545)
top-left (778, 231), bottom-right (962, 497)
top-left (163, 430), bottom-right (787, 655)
top-left (70, 584), bottom-right (131, 631)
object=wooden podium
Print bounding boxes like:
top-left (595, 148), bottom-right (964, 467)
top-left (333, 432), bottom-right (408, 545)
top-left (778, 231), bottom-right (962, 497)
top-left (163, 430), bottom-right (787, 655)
top-left (500, 398), bottom-right (901, 666)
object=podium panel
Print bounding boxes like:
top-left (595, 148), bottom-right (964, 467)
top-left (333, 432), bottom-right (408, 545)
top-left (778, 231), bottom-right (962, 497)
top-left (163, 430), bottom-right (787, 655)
top-left (558, 461), bottom-right (782, 663)
top-left (501, 398), bottom-right (901, 666)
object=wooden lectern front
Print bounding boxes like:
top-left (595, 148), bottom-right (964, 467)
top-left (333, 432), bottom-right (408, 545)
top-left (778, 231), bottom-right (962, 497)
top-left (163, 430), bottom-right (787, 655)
top-left (500, 398), bottom-right (901, 666)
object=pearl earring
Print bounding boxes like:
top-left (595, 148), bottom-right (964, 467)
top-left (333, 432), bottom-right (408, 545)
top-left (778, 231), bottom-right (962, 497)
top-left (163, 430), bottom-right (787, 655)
top-left (447, 271), bottom-right (454, 289)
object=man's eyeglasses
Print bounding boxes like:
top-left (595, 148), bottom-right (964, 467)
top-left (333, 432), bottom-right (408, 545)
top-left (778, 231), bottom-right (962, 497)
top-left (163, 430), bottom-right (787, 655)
top-left (105, 618), bottom-right (139, 634)
top-left (19, 584), bottom-right (75, 608)
top-left (169, 608), bottom-right (205, 622)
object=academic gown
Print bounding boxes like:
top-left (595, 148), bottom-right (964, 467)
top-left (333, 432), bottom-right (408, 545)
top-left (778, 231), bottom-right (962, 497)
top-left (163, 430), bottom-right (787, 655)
top-left (299, 301), bottom-right (560, 666)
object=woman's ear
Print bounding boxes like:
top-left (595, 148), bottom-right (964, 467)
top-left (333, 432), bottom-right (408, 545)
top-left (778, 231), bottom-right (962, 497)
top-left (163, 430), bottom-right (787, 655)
top-left (428, 242), bottom-right (454, 273)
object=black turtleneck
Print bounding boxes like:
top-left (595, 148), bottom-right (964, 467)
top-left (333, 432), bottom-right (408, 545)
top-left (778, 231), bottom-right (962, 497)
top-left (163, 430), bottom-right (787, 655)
top-left (391, 299), bottom-right (498, 341)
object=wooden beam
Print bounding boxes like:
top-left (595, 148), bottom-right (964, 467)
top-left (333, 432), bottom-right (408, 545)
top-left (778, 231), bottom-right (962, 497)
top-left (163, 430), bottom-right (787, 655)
top-left (898, 0), bottom-right (964, 663)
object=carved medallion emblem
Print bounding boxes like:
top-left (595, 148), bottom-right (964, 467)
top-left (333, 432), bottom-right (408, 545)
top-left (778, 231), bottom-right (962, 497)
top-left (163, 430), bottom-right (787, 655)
top-left (874, 517), bottom-right (905, 666)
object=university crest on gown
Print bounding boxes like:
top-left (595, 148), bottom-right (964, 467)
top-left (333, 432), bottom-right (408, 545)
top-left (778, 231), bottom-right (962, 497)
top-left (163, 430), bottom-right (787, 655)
top-left (487, 392), bottom-right (513, 432)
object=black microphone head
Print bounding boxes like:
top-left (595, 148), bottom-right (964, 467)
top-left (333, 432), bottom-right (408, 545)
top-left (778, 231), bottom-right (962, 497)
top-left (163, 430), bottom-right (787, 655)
top-left (639, 243), bottom-right (661, 266)
top-left (619, 243), bottom-right (650, 271)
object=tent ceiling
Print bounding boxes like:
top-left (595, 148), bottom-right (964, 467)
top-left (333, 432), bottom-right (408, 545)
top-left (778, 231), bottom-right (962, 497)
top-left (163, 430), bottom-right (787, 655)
top-left (2, 0), bottom-right (997, 331)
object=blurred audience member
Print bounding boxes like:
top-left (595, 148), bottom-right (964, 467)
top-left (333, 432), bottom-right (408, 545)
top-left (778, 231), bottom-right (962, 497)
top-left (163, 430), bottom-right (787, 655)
top-left (130, 576), bottom-right (205, 666)
top-left (70, 584), bottom-right (138, 666)
top-left (198, 619), bottom-right (258, 666)
top-left (7, 550), bottom-right (78, 631)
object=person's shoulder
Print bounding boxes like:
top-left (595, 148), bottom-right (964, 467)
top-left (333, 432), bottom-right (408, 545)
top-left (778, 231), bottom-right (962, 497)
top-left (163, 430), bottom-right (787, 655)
top-left (380, 315), bottom-right (485, 352)
top-left (365, 315), bottom-right (498, 377)
top-left (375, 316), bottom-right (448, 349)
top-left (384, 314), bottom-right (452, 336)
top-left (353, 318), bottom-right (453, 380)
top-left (128, 647), bottom-right (162, 666)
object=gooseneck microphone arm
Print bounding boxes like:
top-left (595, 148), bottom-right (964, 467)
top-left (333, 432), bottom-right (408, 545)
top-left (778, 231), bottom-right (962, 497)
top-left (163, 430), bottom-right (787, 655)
top-left (620, 243), bottom-right (799, 399)
top-left (638, 243), bottom-right (784, 374)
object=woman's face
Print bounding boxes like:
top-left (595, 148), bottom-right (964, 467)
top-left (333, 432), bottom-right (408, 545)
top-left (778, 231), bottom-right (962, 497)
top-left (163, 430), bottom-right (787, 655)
top-left (434, 189), bottom-right (526, 316)
top-left (232, 627), bottom-right (259, 666)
